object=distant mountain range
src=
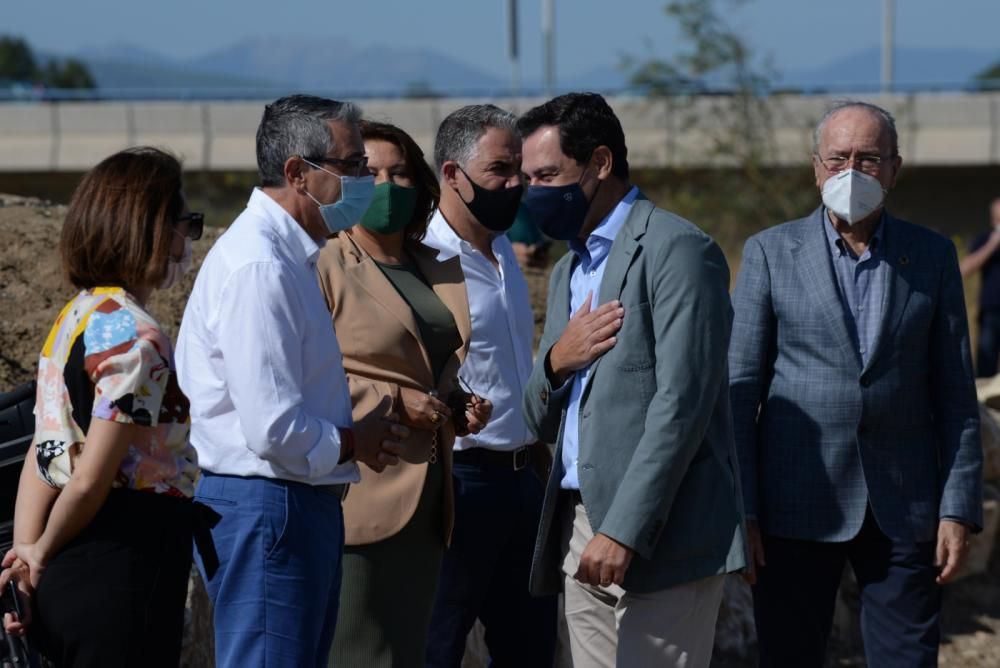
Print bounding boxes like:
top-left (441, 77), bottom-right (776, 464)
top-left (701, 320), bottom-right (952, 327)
top-left (58, 37), bottom-right (508, 96)
top-left (779, 46), bottom-right (1000, 91)
top-left (50, 39), bottom-right (1000, 97)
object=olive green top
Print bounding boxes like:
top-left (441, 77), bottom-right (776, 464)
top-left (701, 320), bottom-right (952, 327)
top-left (375, 260), bottom-right (462, 385)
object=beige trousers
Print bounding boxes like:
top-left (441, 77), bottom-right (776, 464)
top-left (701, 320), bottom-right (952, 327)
top-left (560, 499), bottom-right (725, 668)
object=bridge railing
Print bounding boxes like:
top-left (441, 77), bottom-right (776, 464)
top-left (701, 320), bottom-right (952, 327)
top-left (4, 91), bottom-right (1000, 171)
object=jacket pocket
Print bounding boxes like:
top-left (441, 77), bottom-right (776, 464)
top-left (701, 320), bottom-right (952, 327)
top-left (615, 301), bottom-right (654, 371)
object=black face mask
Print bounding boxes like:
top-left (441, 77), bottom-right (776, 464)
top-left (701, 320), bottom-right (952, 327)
top-left (456, 166), bottom-right (524, 232)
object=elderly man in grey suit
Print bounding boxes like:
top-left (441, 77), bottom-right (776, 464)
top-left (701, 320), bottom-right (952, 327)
top-left (729, 100), bottom-right (983, 668)
top-left (519, 92), bottom-right (747, 668)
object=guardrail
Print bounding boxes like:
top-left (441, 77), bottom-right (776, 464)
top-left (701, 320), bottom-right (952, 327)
top-left (5, 79), bottom-right (1000, 102)
top-left (4, 91), bottom-right (1000, 171)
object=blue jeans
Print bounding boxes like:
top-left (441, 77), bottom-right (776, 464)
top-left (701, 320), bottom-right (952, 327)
top-left (426, 461), bottom-right (557, 667)
top-left (194, 473), bottom-right (344, 668)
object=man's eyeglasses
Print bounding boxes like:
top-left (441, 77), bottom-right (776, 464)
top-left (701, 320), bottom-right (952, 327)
top-left (304, 155), bottom-right (370, 178)
top-left (816, 153), bottom-right (892, 175)
top-left (174, 212), bottom-right (204, 241)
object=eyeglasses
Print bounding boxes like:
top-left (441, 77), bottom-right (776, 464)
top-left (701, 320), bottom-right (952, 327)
top-left (304, 155), bottom-right (370, 178)
top-left (816, 153), bottom-right (893, 175)
top-left (174, 212), bottom-right (204, 241)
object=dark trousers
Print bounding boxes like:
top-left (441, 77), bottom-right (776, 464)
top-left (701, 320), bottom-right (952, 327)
top-left (753, 510), bottom-right (941, 668)
top-left (330, 458), bottom-right (445, 667)
top-left (977, 309), bottom-right (1000, 377)
top-left (426, 460), bottom-right (557, 667)
top-left (32, 488), bottom-right (195, 668)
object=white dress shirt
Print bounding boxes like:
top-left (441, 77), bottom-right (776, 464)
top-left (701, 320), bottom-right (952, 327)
top-left (423, 210), bottom-right (536, 452)
top-left (176, 188), bottom-right (358, 485)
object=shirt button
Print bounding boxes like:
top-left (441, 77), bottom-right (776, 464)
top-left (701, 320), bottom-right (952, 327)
top-left (589, 270), bottom-right (597, 277)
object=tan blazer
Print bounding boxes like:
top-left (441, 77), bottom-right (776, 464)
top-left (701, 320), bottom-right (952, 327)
top-left (316, 232), bottom-right (471, 546)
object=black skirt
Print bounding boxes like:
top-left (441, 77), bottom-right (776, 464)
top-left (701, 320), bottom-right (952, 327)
top-left (30, 487), bottom-right (196, 668)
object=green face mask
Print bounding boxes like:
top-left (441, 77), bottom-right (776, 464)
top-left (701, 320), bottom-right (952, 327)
top-left (359, 182), bottom-right (418, 235)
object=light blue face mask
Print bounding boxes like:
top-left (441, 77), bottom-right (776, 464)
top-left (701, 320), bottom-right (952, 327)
top-left (303, 159), bottom-right (376, 234)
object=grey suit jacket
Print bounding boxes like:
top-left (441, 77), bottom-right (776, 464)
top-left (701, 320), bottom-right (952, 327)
top-left (729, 206), bottom-right (983, 543)
top-left (523, 196), bottom-right (748, 596)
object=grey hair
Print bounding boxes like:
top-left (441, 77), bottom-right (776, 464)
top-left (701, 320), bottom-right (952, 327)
top-left (256, 94), bottom-right (362, 187)
top-left (433, 104), bottom-right (518, 173)
top-left (812, 100), bottom-right (899, 157)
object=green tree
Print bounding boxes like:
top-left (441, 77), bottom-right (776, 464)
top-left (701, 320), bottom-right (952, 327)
top-left (402, 79), bottom-right (443, 99)
top-left (623, 0), bottom-right (814, 251)
top-left (0, 36), bottom-right (38, 81)
top-left (0, 35), bottom-right (95, 89)
top-left (975, 61), bottom-right (1000, 85)
top-left (44, 58), bottom-right (96, 89)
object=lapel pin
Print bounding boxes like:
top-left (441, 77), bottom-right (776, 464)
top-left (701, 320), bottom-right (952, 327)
top-left (899, 255), bottom-right (910, 266)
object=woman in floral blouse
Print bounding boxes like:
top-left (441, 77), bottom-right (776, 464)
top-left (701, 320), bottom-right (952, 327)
top-left (0, 147), bottom-right (203, 666)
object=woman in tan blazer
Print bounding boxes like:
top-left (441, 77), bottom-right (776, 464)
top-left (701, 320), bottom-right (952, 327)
top-left (318, 121), bottom-right (492, 667)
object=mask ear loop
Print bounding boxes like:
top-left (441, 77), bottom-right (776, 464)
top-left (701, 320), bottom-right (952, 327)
top-left (300, 157), bottom-right (344, 207)
top-left (453, 165), bottom-right (479, 207)
top-left (578, 154), bottom-right (603, 212)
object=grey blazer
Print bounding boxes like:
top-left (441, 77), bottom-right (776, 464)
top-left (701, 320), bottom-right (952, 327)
top-left (523, 196), bottom-right (748, 596)
top-left (729, 206), bottom-right (983, 543)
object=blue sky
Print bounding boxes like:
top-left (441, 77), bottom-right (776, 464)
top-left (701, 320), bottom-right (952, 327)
top-left (7, 0), bottom-right (1000, 82)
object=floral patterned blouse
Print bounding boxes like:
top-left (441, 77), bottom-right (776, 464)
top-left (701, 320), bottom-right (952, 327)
top-left (33, 287), bottom-right (198, 497)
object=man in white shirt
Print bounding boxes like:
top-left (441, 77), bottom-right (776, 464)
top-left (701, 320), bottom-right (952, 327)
top-left (176, 95), bottom-right (408, 668)
top-left (424, 105), bottom-right (557, 667)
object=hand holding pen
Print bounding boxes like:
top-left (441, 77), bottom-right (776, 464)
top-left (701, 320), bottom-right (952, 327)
top-left (451, 376), bottom-right (493, 436)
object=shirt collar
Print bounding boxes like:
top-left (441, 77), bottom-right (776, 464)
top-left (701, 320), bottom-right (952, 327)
top-left (424, 209), bottom-right (508, 261)
top-left (570, 185), bottom-right (639, 257)
top-left (823, 206), bottom-right (885, 258)
top-left (424, 209), bottom-right (464, 261)
top-left (248, 188), bottom-right (324, 266)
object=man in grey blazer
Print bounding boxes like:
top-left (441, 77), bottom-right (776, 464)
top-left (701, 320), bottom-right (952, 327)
top-left (519, 92), bottom-right (747, 668)
top-left (729, 100), bottom-right (983, 668)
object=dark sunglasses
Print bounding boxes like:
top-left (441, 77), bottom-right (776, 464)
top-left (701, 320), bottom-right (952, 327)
top-left (175, 212), bottom-right (204, 241)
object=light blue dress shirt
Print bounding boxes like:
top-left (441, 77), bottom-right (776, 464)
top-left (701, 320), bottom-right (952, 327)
top-left (560, 186), bottom-right (639, 489)
top-left (823, 210), bottom-right (887, 367)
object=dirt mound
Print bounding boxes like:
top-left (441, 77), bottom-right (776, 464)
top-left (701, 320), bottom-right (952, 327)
top-left (0, 195), bottom-right (74, 388)
top-left (0, 195), bottom-right (218, 389)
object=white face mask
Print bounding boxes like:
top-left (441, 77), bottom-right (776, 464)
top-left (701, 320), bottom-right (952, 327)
top-left (160, 237), bottom-right (192, 290)
top-left (821, 169), bottom-right (887, 225)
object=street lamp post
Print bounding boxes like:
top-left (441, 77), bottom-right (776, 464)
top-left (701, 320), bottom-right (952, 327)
top-left (881, 0), bottom-right (894, 93)
top-left (507, 0), bottom-right (521, 98)
top-left (542, 0), bottom-right (555, 97)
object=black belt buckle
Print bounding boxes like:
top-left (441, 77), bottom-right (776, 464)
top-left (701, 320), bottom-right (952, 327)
top-left (513, 447), bottom-right (529, 471)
